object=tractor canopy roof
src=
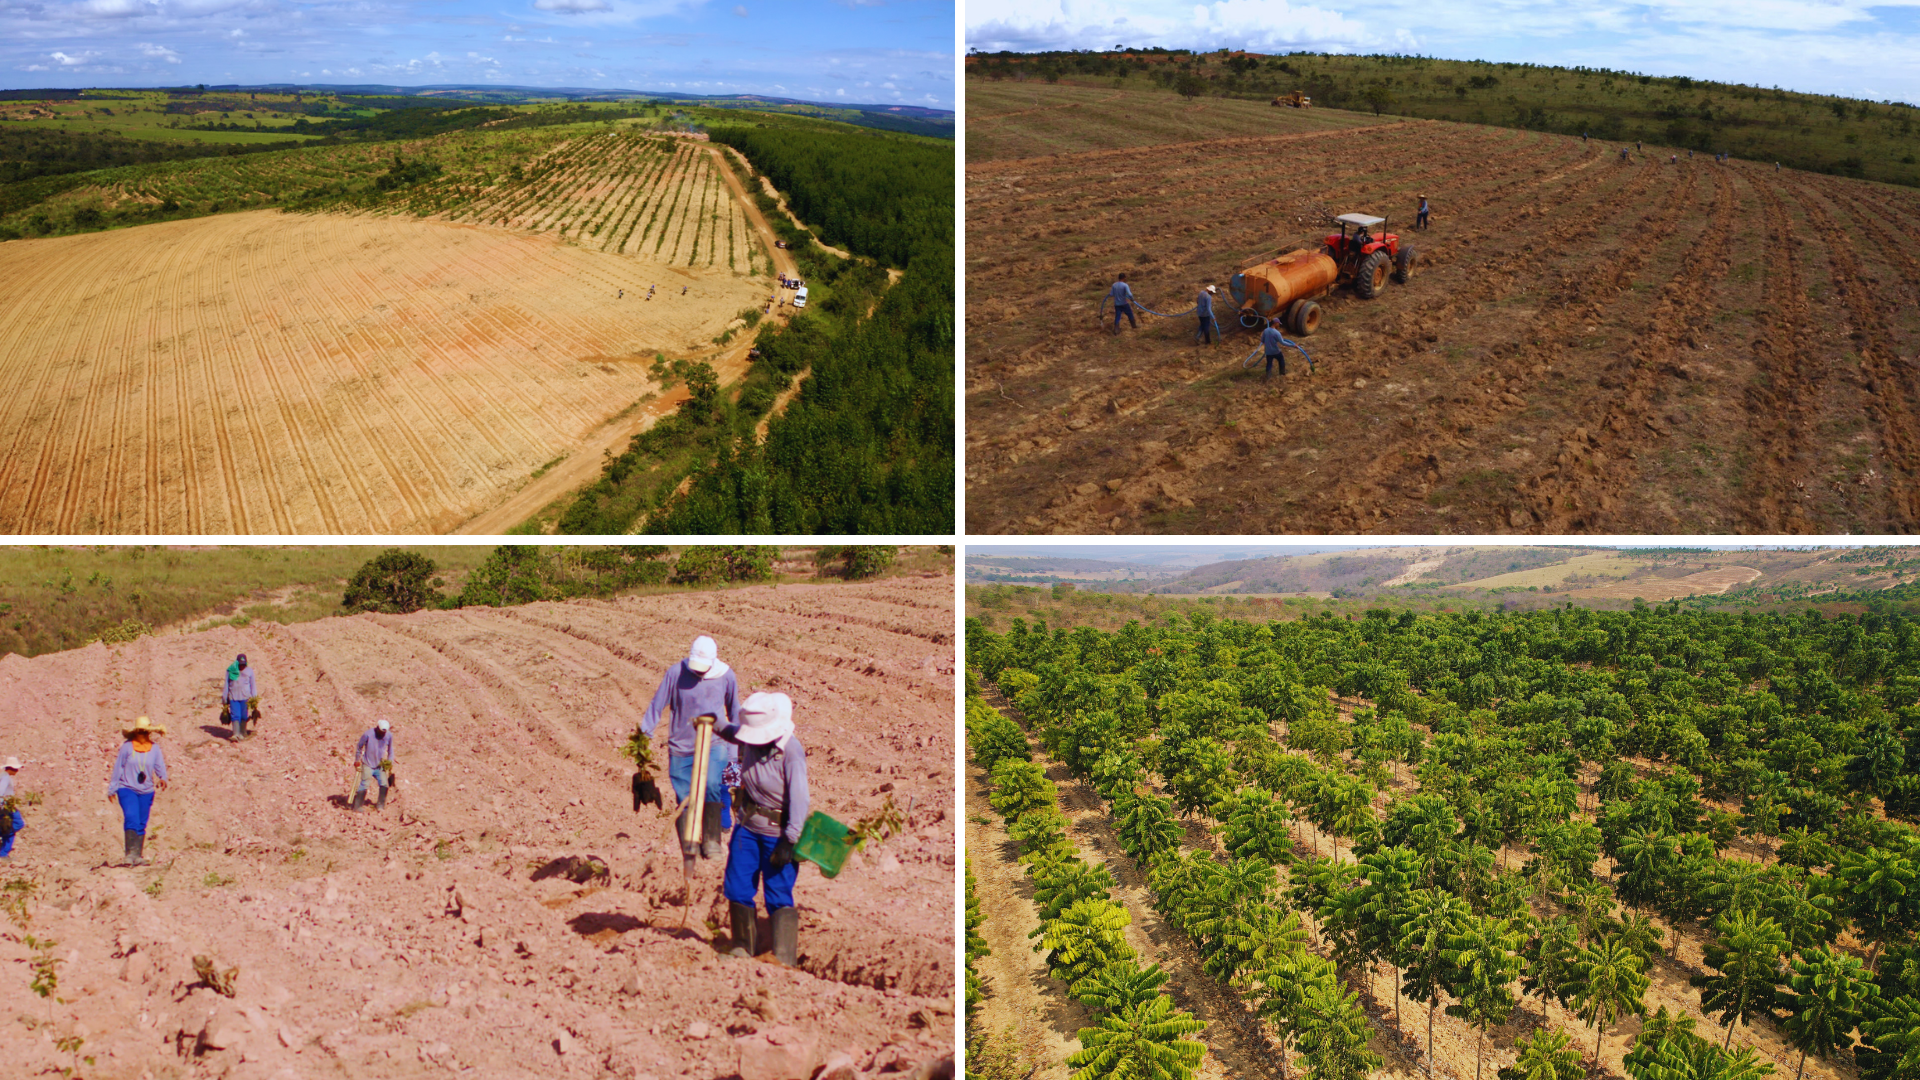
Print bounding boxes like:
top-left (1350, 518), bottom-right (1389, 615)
top-left (1333, 213), bottom-right (1385, 228)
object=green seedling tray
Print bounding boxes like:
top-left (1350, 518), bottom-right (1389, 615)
top-left (795, 811), bottom-right (853, 878)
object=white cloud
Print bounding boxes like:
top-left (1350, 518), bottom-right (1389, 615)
top-left (533, 0), bottom-right (611, 11)
top-left (138, 42), bottom-right (181, 62)
top-left (50, 50), bottom-right (96, 65)
top-left (733, 4), bottom-right (747, 14)
top-left (24, 63), bottom-right (49, 71)
top-left (70, 0), bottom-right (158, 18)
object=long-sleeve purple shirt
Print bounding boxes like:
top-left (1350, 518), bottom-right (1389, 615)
top-left (108, 743), bottom-right (168, 795)
top-left (716, 726), bottom-right (809, 842)
top-left (642, 661), bottom-right (741, 757)
top-left (354, 728), bottom-right (394, 770)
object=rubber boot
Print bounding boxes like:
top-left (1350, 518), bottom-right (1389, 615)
top-left (123, 829), bottom-right (138, 867)
top-left (376, 783), bottom-right (388, 812)
top-left (131, 832), bottom-right (149, 867)
top-left (701, 802), bottom-right (725, 860)
top-left (728, 902), bottom-right (756, 958)
top-left (350, 789), bottom-right (365, 812)
top-left (770, 906), bottom-right (798, 967)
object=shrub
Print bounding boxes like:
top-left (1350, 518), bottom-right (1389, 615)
top-left (670, 546), bottom-right (777, 586)
top-left (342, 549), bottom-right (441, 614)
top-left (816, 545), bottom-right (897, 580)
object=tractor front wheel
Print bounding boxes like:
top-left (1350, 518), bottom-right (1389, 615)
top-left (1355, 251), bottom-right (1390, 299)
top-left (1393, 244), bottom-right (1417, 284)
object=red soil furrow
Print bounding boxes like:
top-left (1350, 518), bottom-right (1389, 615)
top-left (635, 147), bottom-right (697, 254)
top-left (1520, 164), bottom-right (1736, 529)
top-left (650, 151), bottom-right (698, 257)
top-left (1789, 183), bottom-right (1920, 527)
top-left (178, 234), bottom-right (261, 533)
top-left (967, 118), bottom-right (1424, 177)
top-left (1739, 172), bottom-right (1823, 531)
top-left (585, 149), bottom-right (646, 252)
top-left (611, 148), bottom-right (673, 254)
top-left (42, 230), bottom-right (129, 533)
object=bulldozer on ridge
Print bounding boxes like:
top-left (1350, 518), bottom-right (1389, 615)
top-left (1272, 90), bottom-right (1312, 108)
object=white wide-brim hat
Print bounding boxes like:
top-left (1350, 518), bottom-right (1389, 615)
top-left (3, 756), bottom-right (19, 770)
top-left (736, 692), bottom-right (794, 745)
top-left (686, 635), bottom-right (718, 674)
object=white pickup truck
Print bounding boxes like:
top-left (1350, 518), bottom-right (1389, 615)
top-left (792, 286), bottom-right (808, 309)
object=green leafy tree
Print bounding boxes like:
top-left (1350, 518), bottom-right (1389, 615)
top-left (1237, 949), bottom-right (1338, 1080)
top-left (1069, 993), bottom-right (1206, 1080)
top-left (1445, 915), bottom-right (1526, 1080)
top-left (1221, 787), bottom-right (1295, 865)
top-left (1116, 794), bottom-right (1183, 866)
top-left (1040, 897), bottom-right (1136, 991)
top-left (989, 760), bottom-right (1054, 820)
top-left (1861, 994), bottom-right (1920, 1080)
top-left (1358, 845), bottom-right (1425, 1024)
top-left (1296, 980), bottom-right (1385, 1080)
top-left (1838, 847), bottom-right (1917, 970)
top-left (669, 545), bottom-right (778, 585)
top-left (1691, 909), bottom-right (1789, 1050)
top-left (1569, 936), bottom-right (1650, 1060)
top-left (1075, 960), bottom-right (1172, 1015)
top-left (966, 865), bottom-right (988, 1017)
top-left (1781, 947), bottom-right (1877, 1080)
top-left (1522, 915), bottom-right (1584, 1012)
top-left (342, 548), bottom-right (440, 613)
top-left (1500, 1028), bottom-right (1585, 1080)
top-left (1401, 888), bottom-right (1474, 1077)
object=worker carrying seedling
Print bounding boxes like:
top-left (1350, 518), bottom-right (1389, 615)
top-left (1196, 285), bottom-right (1217, 345)
top-left (1109, 273), bottom-right (1137, 333)
top-left (0, 757), bottom-right (24, 860)
top-left (715, 691), bottom-right (809, 966)
top-left (350, 719), bottom-right (394, 813)
top-left (107, 717), bottom-right (169, 867)
top-left (1416, 196), bottom-right (1431, 231)
top-left (642, 635), bottom-right (738, 861)
top-left (225, 653), bottom-right (256, 741)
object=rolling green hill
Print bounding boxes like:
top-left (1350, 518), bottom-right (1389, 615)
top-left (968, 49), bottom-right (1920, 186)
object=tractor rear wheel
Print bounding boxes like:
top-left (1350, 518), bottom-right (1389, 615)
top-left (1356, 251), bottom-right (1390, 298)
top-left (1287, 299), bottom-right (1323, 336)
top-left (1393, 245), bottom-right (1417, 284)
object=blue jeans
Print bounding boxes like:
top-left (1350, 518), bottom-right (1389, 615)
top-left (117, 789), bottom-right (155, 833)
top-left (724, 828), bottom-right (796, 910)
top-left (668, 748), bottom-right (733, 830)
top-left (228, 698), bottom-right (248, 738)
top-left (354, 766), bottom-right (389, 796)
top-left (1265, 351), bottom-right (1286, 376)
top-left (1113, 302), bottom-right (1136, 330)
top-left (0, 810), bottom-right (22, 857)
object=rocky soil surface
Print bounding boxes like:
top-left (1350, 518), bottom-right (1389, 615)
top-left (0, 575), bottom-right (957, 1080)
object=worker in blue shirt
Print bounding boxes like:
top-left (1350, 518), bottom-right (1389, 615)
top-left (1416, 196), bottom-right (1431, 230)
top-left (1262, 317), bottom-right (1288, 381)
top-left (1196, 285), bottom-right (1216, 344)
top-left (1109, 274), bottom-right (1137, 333)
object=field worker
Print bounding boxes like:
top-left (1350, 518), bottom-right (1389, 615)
top-left (716, 691), bottom-right (809, 966)
top-left (1416, 196), bottom-right (1431, 230)
top-left (619, 288), bottom-right (624, 299)
top-left (1109, 273), bottom-right (1137, 332)
top-left (1262, 317), bottom-right (1288, 381)
top-left (642, 635), bottom-right (739, 861)
top-left (1196, 285), bottom-right (1217, 345)
top-left (0, 757), bottom-right (23, 859)
top-left (351, 719), bottom-right (394, 812)
top-left (107, 717), bottom-right (169, 867)
top-left (1636, 140), bottom-right (1642, 151)
top-left (225, 653), bottom-right (255, 741)
top-left (682, 285), bottom-right (688, 295)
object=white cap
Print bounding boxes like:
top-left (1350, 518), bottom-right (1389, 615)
top-left (376, 719), bottom-right (390, 733)
top-left (686, 635), bottom-right (718, 674)
top-left (1206, 285), bottom-right (1217, 294)
top-left (735, 692), bottom-right (794, 745)
top-left (3, 756), bottom-right (19, 770)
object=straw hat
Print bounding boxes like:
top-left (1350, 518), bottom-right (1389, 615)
top-left (735, 692), bottom-right (794, 745)
top-left (123, 716), bottom-right (168, 737)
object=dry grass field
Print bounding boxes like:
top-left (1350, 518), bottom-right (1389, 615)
top-left (0, 206), bottom-right (765, 534)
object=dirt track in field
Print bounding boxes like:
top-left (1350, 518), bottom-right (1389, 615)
top-left (965, 85), bottom-right (1920, 534)
top-left (0, 210), bottom-right (766, 534)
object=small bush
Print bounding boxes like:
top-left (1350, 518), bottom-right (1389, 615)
top-left (343, 549), bottom-right (441, 614)
top-left (670, 546), bottom-right (778, 586)
top-left (816, 545), bottom-right (897, 579)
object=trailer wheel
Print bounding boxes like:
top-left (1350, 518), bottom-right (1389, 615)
top-left (1393, 245), bottom-right (1417, 284)
top-left (1355, 251), bottom-right (1390, 299)
top-left (1288, 299), bottom-right (1323, 336)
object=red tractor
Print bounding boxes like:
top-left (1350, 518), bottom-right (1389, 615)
top-left (1324, 213), bottom-right (1415, 298)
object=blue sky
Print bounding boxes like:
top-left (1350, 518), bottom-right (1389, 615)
top-left (966, 0), bottom-right (1920, 104)
top-left (1, 0), bottom-right (954, 109)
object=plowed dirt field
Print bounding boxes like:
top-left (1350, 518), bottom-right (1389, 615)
top-left (0, 575), bottom-right (956, 1079)
top-left (964, 84), bottom-right (1920, 534)
top-left (0, 208), bottom-right (765, 534)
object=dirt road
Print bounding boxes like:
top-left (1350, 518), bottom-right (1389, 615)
top-left (0, 576), bottom-right (956, 1079)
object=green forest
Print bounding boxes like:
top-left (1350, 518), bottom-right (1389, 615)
top-left (966, 602), bottom-right (1920, 1080)
top-left (559, 125), bottom-right (953, 535)
top-left (968, 49), bottom-right (1920, 187)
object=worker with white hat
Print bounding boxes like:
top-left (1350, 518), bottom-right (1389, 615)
top-left (1196, 284), bottom-right (1218, 345)
top-left (351, 719), bottom-right (395, 812)
top-left (106, 717), bottom-right (169, 867)
top-left (0, 756), bottom-right (23, 859)
top-left (715, 691), bottom-right (810, 966)
top-left (641, 635), bottom-right (740, 860)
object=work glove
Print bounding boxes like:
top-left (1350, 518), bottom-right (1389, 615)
top-left (721, 762), bottom-right (742, 789)
top-left (769, 839), bottom-right (795, 871)
top-left (632, 772), bottom-right (662, 812)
